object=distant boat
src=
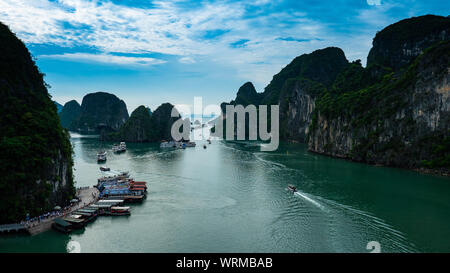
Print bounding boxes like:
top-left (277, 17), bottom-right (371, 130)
top-left (288, 185), bottom-right (297, 192)
top-left (119, 142), bottom-right (126, 151)
top-left (113, 142), bottom-right (126, 153)
top-left (207, 139), bottom-right (211, 144)
top-left (203, 144), bottom-right (207, 149)
top-left (160, 140), bottom-right (176, 148)
top-left (100, 166), bottom-right (110, 172)
top-left (112, 144), bottom-right (120, 153)
top-left (97, 151), bottom-right (107, 162)
top-left (185, 141), bottom-right (196, 147)
top-left (176, 142), bottom-right (186, 149)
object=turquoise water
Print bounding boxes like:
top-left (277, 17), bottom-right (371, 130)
top-left (1, 132), bottom-right (449, 253)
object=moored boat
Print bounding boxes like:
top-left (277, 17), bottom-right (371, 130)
top-left (108, 206), bottom-right (131, 216)
top-left (52, 218), bottom-right (72, 234)
top-left (100, 166), bottom-right (110, 172)
top-left (63, 215), bottom-right (86, 229)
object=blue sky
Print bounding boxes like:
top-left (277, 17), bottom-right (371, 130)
top-left (0, 0), bottom-right (448, 112)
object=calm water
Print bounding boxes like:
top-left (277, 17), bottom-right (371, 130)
top-left (1, 130), bottom-right (449, 253)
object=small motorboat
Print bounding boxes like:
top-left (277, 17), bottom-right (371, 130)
top-left (288, 185), bottom-right (297, 192)
top-left (203, 144), bottom-right (207, 149)
top-left (100, 166), bottom-right (110, 172)
top-left (207, 139), bottom-right (211, 144)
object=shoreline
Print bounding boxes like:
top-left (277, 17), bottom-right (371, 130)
top-left (26, 187), bottom-right (99, 236)
top-left (302, 146), bottom-right (449, 178)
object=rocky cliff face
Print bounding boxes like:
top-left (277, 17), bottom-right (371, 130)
top-left (367, 15), bottom-right (450, 70)
top-left (221, 47), bottom-right (349, 142)
top-left (221, 15), bottom-right (449, 174)
top-left (70, 92), bottom-right (129, 133)
top-left (308, 16), bottom-right (450, 173)
top-left (59, 100), bottom-right (81, 129)
top-left (105, 103), bottom-right (181, 142)
top-left (0, 22), bottom-right (75, 223)
top-left (54, 101), bottom-right (63, 113)
top-left (150, 103), bottom-right (182, 141)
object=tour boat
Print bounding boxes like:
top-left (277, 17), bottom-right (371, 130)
top-left (97, 151), bottom-right (107, 162)
top-left (112, 144), bottom-right (120, 153)
top-left (119, 142), bottom-right (127, 151)
top-left (113, 142), bottom-right (126, 153)
top-left (52, 218), bottom-right (72, 234)
top-left (62, 215), bottom-right (86, 229)
top-left (109, 206), bottom-right (131, 216)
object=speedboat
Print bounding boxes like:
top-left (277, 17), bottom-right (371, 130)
top-left (288, 185), bottom-right (297, 192)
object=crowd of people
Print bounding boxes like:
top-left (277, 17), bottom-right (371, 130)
top-left (20, 207), bottom-right (72, 228)
top-left (16, 186), bottom-right (95, 228)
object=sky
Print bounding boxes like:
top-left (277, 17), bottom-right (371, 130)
top-left (0, 0), bottom-right (448, 113)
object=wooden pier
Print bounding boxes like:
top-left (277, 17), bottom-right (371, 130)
top-left (0, 224), bottom-right (27, 234)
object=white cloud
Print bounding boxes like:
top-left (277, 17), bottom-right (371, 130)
top-left (0, 0), bottom-right (391, 87)
top-left (39, 53), bottom-right (166, 66)
top-left (367, 0), bottom-right (382, 6)
top-left (179, 56), bottom-right (196, 64)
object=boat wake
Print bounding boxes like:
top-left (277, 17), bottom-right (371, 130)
top-left (293, 191), bottom-right (327, 212)
top-left (290, 190), bottom-right (418, 252)
top-left (254, 153), bottom-right (286, 169)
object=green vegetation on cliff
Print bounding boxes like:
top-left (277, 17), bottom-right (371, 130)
top-left (105, 103), bottom-right (181, 142)
top-left (310, 37), bottom-right (450, 170)
top-left (59, 100), bottom-right (81, 129)
top-left (263, 47), bottom-right (349, 105)
top-left (0, 22), bottom-right (75, 223)
top-left (70, 92), bottom-right (129, 133)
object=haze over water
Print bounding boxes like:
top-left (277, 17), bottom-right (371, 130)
top-left (1, 129), bottom-right (449, 253)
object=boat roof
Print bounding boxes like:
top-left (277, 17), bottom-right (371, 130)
top-left (73, 212), bottom-right (94, 216)
top-left (78, 208), bottom-right (98, 212)
top-left (90, 204), bottom-right (113, 208)
top-left (111, 206), bottom-right (130, 210)
top-left (54, 218), bottom-right (71, 227)
top-left (98, 199), bottom-right (124, 203)
top-left (63, 217), bottom-right (84, 223)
